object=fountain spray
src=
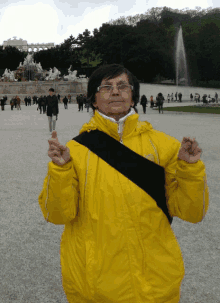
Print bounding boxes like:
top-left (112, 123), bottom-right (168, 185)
top-left (176, 26), bottom-right (189, 96)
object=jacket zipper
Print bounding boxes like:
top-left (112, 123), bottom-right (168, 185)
top-left (117, 121), bottom-right (124, 143)
top-left (117, 120), bottom-right (146, 274)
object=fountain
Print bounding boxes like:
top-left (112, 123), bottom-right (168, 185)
top-left (175, 26), bottom-right (189, 92)
top-left (0, 57), bottom-right (88, 101)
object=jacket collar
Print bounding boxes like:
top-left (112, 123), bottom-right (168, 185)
top-left (97, 107), bottom-right (136, 124)
top-left (79, 108), bottom-right (140, 142)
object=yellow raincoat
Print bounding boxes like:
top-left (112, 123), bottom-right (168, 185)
top-left (39, 108), bottom-right (209, 303)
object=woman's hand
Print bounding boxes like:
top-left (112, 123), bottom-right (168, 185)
top-left (48, 131), bottom-right (71, 165)
top-left (178, 137), bottom-right (202, 164)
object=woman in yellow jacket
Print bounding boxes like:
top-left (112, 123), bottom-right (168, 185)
top-left (39, 64), bottom-right (209, 303)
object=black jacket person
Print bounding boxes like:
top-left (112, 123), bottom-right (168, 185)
top-left (140, 95), bottom-right (148, 114)
top-left (46, 89), bottom-right (59, 133)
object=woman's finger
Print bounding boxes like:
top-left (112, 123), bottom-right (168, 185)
top-left (49, 143), bottom-right (59, 150)
top-left (48, 149), bottom-right (61, 158)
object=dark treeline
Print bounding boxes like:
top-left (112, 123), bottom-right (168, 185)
top-left (1, 6), bottom-right (220, 88)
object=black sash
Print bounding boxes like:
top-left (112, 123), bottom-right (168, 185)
top-left (73, 130), bottom-right (172, 224)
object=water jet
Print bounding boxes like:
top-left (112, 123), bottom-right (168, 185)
top-left (175, 26), bottom-right (189, 94)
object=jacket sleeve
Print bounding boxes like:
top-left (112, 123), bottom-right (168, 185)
top-left (38, 155), bottom-right (79, 225)
top-left (165, 142), bottom-right (209, 223)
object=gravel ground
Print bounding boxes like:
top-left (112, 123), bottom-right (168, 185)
top-left (0, 102), bottom-right (219, 303)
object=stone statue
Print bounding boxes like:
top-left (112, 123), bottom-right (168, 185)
top-left (64, 66), bottom-right (78, 81)
top-left (68, 65), bottom-right (72, 74)
top-left (2, 69), bottom-right (16, 81)
top-left (45, 68), bottom-right (52, 80)
top-left (36, 62), bottom-right (43, 72)
top-left (23, 54), bottom-right (34, 66)
top-left (9, 70), bottom-right (16, 81)
top-left (45, 67), bottom-right (61, 80)
top-left (2, 68), bottom-right (9, 78)
top-left (53, 67), bottom-right (61, 78)
top-left (2, 68), bottom-right (16, 81)
top-left (49, 67), bottom-right (58, 80)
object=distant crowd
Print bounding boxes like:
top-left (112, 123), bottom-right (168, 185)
top-left (139, 92), bottom-right (219, 114)
top-left (1, 92), bottom-right (219, 115)
top-left (0, 93), bottom-right (89, 112)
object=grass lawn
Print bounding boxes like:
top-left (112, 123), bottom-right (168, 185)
top-left (158, 106), bottom-right (220, 114)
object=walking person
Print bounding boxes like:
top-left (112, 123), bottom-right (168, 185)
top-left (1, 96), bottom-right (6, 111)
top-left (0, 97), bottom-right (4, 111)
top-left (171, 93), bottom-right (173, 102)
top-left (68, 94), bottom-right (71, 104)
top-left (167, 94), bottom-right (170, 103)
top-left (190, 93), bottom-right (193, 102)
top-left (157, 93), bottom-right (164, 114)
top-left (215, 92), bottom-right (218, 103)
top-left (57, 94), bottom-right (60, 103)
top-left (175, 92), bottom-right (178, 101)
top-left (202, 94), bottom-right (208, 104)
top-left (10, 98), bottom-right (14, 110)
top-left (84, 94), bottom-right (90, 112)
top-left (178, 92), bottom-right (182, 102)
top-left (63, 96), bottom-right (68, 109)
top-left (39, 63), bottom-right (209, 303)
top-left (33, 95), bottom-right (37, 105)
top-left (83, 93), bottom-right (87, 104)
top-left (38, 95), bottom-right (43, 113)
top-left (14, 97), bottom-right (17, 109)
top-left (150, 95), bottom-right (154, 108)
top-left (42, 95), bottom-right (47, 113)
top-left (76, 95), bottom-right (80, 111)
top-left (28, 96), bottom-right (31, 106)
top-left (16, 95), bottom-right (21, 110)
top-left (79, 94), bottom-right (84, 111)
top-left (45, 88), bottom-right (59, 134)
top-left (140, 94), bottom-right (147, 113)
top-left (24, 96), bottom-right (28, 106)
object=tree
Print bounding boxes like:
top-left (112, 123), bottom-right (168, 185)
top-left (1, 46), bottom-right (25, 70)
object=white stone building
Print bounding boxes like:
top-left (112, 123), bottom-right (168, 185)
top-left (3, 37), bottom-right (55, 52)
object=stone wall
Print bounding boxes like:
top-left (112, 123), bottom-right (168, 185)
top-left (0, 80), bottom-right (88, 104)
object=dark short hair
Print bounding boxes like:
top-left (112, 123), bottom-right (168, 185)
top-left (87, 64), bottom-right (140, 113)
top-left (49, 88), bottom-right (54, 92)
top-left (158, 93), bottom-right (163, 97)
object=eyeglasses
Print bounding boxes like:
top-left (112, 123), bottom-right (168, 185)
top-left (97, 84), bottom-right (133, 93)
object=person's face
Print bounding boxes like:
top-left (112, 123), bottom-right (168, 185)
top-left (93, 73), bottom-right (134, 120)
top-left (49, 91), bottom-right (53, 96)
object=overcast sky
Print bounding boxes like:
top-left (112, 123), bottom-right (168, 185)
top-left (0, 0), bottom-right (217, 46)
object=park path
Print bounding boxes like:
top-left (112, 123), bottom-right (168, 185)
top-left (0, 103), bottom-right (219, 303)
